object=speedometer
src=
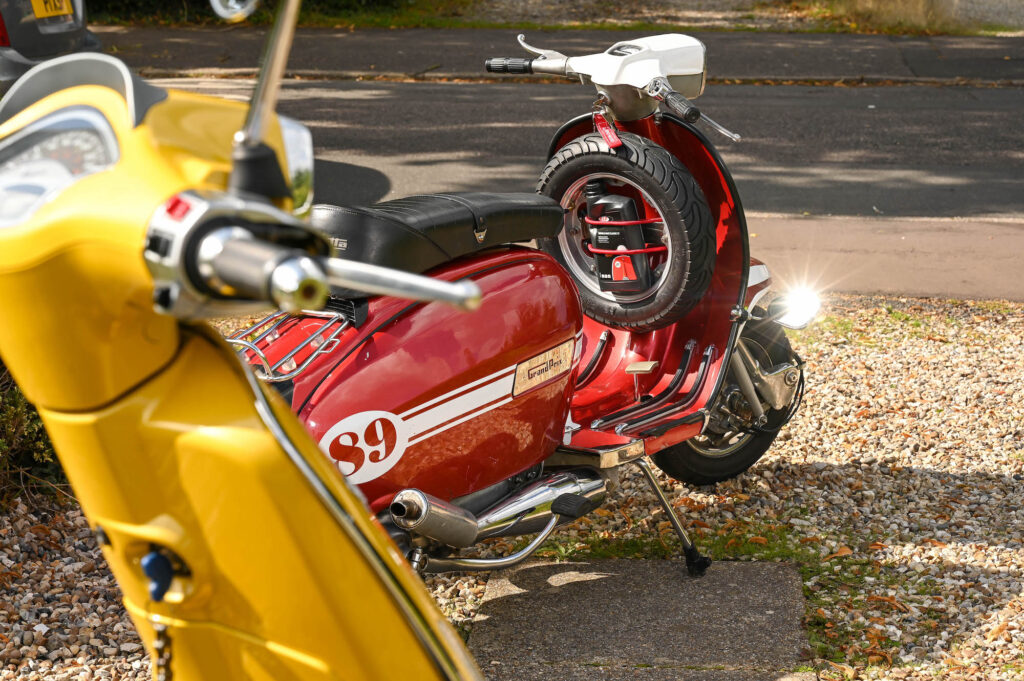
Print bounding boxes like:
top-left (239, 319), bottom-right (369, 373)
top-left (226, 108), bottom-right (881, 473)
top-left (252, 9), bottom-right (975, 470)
top-left (0, 107), bottom-right (119, 229)
top-left (2, 129), bottom-right (113, 176)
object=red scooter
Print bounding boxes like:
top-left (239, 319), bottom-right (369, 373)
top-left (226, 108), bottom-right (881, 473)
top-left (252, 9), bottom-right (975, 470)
top-left (226, 34), bottom-right (818, 576)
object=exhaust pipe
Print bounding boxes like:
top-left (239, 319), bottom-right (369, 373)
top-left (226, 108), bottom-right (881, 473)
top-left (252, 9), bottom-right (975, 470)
top-left (389, 490), bottom-right (479, 548)
top-left (389, 468), bottom-right (606, 548)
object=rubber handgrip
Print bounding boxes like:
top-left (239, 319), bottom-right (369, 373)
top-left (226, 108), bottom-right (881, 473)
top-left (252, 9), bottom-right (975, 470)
top-left (484, 57), bottom-right (534, 74)
top-left (664, 91), bottom-right (701, 124)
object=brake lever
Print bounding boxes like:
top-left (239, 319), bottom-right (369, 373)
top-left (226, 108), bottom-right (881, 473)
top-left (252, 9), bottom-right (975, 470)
top-left (517, 34), bottom-right (568, 61)
top-left (697, 113), bottom-right (742, 143)
top-left (645, 77), bottom-right (742, 142)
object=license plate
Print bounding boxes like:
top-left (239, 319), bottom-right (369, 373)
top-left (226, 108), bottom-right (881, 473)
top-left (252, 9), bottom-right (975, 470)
top-left (30, 0), bottom-right (74, 19)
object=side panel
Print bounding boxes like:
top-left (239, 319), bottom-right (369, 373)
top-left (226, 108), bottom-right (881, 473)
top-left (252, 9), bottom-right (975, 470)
top-left (297, 249), bottom-right (583, 510)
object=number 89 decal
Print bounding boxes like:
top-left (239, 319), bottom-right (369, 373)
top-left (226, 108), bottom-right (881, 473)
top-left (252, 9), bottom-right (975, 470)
top-left (318, 411), bottom-right (409, 485)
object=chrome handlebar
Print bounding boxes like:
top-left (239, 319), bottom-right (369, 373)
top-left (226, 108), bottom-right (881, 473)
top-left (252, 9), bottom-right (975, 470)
top-left (199, 230), bottom-right (483, 313)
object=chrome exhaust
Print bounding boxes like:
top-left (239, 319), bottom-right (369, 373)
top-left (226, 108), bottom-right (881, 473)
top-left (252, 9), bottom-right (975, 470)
top-left (389, 490), bottom-right (479, 548)
top-left (389, 468), bottom-right (606, 549)
top-left (476, 468), bottom-right (605, 539)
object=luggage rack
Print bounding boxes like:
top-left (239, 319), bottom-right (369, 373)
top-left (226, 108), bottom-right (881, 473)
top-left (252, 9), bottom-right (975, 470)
top-left (226, 310), bottom-right (350, 383)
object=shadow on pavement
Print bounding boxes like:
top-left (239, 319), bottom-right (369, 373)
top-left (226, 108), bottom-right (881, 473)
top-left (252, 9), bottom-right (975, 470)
top-left (313, 158), bottom-right (390, 205)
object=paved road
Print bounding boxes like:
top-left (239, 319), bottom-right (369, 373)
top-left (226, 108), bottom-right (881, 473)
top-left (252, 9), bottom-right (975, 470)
top-left (103, 27), bottom-right (1024, 84)
top-left (162, 77), bottom-right (1024, 300)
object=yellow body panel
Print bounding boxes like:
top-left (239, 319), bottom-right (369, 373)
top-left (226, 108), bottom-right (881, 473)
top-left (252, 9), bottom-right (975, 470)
top-left (0, 78), bottom-right (479, 680)
top-left (39, 329), bottom-right (469, 680)
top-left (0, 85), bottom-right (289, 411)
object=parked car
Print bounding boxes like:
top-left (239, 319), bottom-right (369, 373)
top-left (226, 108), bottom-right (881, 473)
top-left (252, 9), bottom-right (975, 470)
top-left (0, 0), bottom-right (100, 94)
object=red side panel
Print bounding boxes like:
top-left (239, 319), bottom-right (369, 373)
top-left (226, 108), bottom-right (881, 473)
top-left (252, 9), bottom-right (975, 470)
top-left (281, 248), bottom-right (582, 512)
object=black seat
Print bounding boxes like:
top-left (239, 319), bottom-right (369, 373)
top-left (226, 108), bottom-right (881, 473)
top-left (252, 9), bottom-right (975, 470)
top-left (310, 193), bottom-right (564, 283)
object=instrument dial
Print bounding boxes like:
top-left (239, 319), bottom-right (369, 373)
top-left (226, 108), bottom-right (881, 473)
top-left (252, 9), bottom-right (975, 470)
top-left (2, 129), bottom-right (112, 176)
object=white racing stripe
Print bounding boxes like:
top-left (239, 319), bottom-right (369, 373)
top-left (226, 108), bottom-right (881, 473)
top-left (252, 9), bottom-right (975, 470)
top-left (405, 372), bottom-right (517, 445)
top-left (400, 364), bottom-right (515, 419)
top-left (318, 343), bottom-right (574, 483)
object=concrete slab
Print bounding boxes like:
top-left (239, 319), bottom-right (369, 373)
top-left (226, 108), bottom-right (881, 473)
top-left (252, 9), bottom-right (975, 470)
top-left (468, 560), bottom-right (809, 681)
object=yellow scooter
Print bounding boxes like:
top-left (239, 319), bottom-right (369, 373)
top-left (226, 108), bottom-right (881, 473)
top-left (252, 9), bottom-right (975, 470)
top-left (0, 0), bottom-right (482, 678)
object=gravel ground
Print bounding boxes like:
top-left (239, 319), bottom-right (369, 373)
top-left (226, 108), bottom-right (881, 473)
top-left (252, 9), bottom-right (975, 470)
top-left (2, 293), bottom-right (1023, 680)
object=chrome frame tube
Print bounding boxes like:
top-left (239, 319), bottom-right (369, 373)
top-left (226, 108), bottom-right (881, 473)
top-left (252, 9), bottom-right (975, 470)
top-left (413, 515), bottom-right (561, 573)
top-left (728, 345), bottom-right (766, 423)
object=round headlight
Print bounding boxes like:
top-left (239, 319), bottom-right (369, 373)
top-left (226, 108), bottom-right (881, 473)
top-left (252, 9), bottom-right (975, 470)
top-left (770, 287), bottom-right (821, 330)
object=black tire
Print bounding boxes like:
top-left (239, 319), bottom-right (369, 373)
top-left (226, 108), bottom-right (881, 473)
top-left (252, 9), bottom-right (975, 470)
top-left (537, 132), bottom-right (715, 333)
top-left (653, 321), bottom-right (795, 486)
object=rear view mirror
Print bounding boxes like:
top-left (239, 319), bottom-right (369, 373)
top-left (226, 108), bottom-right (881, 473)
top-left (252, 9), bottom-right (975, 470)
top-left (210, 0), bottom-right (260, 21)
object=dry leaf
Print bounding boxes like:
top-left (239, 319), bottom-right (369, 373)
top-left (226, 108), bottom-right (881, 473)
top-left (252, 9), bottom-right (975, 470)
top-left (748, 536), bottom-right (768, 545)
top-left (987, 621), bottom-right (1008, 642)
top-left (801, 536), bottom-right (823, 544)
top-left (824, 546), bottom-right (854, 561)
top-left (725, 538), bottom-right (739, 549)
top-left (733, 493), bottom-right (750, 501)
top-left (868, 595), bottom-right (909, 612)
top-left (826, 660), bottom-right (856, 679)
top-left (593, 508), bottom-right (613, 517)
top-left (692, 520), bottom-right (711, 529)
top-left (868, 541), bottom-right (888, 550)
top-left (923, 538), bottom-right (948, 548)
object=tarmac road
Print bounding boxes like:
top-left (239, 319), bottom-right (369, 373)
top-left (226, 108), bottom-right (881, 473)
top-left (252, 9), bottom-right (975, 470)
top-left (162, 77), bottom-right (1024, 300)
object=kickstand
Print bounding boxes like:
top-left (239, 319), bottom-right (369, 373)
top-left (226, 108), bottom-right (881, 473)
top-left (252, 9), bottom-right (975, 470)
top-left (635, 458), bottom-right (712, 577)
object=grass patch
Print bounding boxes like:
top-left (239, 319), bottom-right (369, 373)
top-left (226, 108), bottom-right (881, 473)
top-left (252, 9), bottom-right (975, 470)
top-left (772, 0), bottom-right (970, 35)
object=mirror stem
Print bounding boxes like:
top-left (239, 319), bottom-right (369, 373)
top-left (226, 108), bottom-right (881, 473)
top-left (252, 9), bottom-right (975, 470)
top-left (234, 0), bottom-right (301, 149)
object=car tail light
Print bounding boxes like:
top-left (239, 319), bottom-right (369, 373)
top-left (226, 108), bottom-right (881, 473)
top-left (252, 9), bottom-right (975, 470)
top-left (0, 13), bottom-right (10, 47)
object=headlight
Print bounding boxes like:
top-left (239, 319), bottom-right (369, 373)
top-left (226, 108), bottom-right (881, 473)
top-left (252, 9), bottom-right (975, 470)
top-left (278, 115), bottom-right (313, 217)
top-left (769, 287), bottom-right (821, 330)
top-left (0, 107), bottom-right (119, 229)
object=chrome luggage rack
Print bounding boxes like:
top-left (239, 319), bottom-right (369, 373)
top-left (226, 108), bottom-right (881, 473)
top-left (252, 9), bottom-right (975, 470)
top-left (226, 310), bottom-right (350, 383)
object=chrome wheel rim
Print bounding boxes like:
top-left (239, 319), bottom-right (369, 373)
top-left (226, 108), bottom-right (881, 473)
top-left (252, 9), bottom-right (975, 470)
top-left (687, 430), bottom-right (755, 458)
top-left (557, 172), bottom-right (672, 304)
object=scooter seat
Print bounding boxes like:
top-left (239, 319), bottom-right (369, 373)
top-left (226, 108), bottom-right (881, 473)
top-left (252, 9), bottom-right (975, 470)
top-left (310, 193), bottom-right (564, 286)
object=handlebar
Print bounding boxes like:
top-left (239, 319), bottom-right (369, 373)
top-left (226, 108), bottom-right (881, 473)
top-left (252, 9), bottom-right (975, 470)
top-left (198, 230), bottom-right (482, 313)
top-left (484, 57), bottom-right (534, 74)
top-left (661, 91), bottom-right (701, 124)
